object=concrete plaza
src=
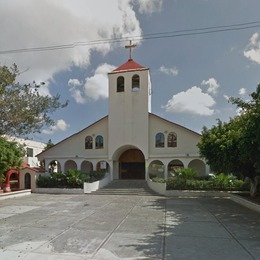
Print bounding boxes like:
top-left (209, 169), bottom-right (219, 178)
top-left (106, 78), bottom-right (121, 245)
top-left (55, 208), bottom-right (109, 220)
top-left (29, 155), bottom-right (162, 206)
top-left (0, 193), bottom-right (260, 259)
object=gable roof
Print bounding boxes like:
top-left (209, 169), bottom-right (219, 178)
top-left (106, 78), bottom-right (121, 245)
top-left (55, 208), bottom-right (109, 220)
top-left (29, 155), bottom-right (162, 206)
top-left (37, 116), bottom-right (108, 157)
top-left (149, 113), bottom-right (202, 137)
top-left (37, 113), bottom-right (201, 158)
top-left (110, 59), bottom-right (148, 73)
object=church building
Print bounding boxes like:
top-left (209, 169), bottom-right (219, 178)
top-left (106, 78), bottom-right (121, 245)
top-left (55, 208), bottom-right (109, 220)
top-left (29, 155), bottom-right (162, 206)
top-left (37, 43), bottom-right (208, 181)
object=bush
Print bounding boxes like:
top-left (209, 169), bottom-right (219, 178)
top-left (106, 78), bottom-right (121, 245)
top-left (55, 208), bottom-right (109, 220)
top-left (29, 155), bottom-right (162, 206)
top-left (37, 175), bottom-right (55, 188)
top-left (166, 178), bottom-right (186, 190)
top-left (174, 168), bottom-right (197, 180)
top-left (50, 172), bottom-right (67, 187)
top-left (168, 168), bottom-right (197, 189)
top-left (149, 173), bottom-right (157, 179)
top-left (166, 170), bottom-right (249, 191)
top-left (90, 171), bottom-right (106, 182)
top-left (151, 177), bottom-right (166, 183)
top-left (37, 170), bottom-right (86, 188)
top-left (66, 169), bottom-right (85, 188)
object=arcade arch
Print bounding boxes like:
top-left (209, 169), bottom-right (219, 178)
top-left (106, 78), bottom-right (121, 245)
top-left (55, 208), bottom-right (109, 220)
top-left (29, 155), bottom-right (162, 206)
top-left (64, 160), bottom-right (77, 172)
top-left (188, 159), bottom-right (206, 176)
top-left (96, 161), bottom-right (110, 172)
top-left (148, 160), bottom-right (164, 179)
top-left (81, 161), bottom-right (93, 173)
top-left (48, 160), bottom-right (61, 173)
top-left (167, 159), bottom-right (184, 178)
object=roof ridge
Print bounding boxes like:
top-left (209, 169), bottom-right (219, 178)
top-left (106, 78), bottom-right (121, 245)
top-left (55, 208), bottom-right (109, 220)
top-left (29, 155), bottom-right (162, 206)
top-left (112, 59), bottom-right (147, 73)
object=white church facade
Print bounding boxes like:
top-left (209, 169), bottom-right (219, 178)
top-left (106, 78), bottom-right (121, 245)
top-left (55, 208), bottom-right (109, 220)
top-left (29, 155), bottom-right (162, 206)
top-left (37, 49), bottom-right (209, 181)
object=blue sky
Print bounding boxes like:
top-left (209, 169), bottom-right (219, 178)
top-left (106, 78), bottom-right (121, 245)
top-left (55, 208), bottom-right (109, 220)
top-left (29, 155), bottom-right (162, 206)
top-left (1, 0), bottom-right (260, 144)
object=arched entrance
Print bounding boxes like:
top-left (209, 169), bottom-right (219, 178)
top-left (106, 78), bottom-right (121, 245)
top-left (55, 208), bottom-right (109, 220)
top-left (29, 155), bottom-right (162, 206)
top-left (24, 173), bottom-right (31, 189)
top-left (4, 169), bottom-right (19, 191)
top-left (119, 149), bottom-right (145, 179)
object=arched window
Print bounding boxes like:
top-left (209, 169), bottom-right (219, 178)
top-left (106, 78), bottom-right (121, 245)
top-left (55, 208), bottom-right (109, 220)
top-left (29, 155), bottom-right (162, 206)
top-left (168, 132), bottom-right (177, 147)
top-left (85, 136), bottom-right (93, 149)
top-left (132, 74), bottom-right (140, 91)
top-left (155, 133), bottom-right (165, 147)
top-left (117, 76), bottom-right (124, 92)
top-left (95, 135), bottom-right (104, 149)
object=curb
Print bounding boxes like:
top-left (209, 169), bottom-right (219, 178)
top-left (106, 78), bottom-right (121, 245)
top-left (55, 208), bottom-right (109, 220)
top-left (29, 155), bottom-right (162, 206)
top-left (0, 189), bottom-right (31, 200)
top-left (230, 194), bottom-right (260, 214)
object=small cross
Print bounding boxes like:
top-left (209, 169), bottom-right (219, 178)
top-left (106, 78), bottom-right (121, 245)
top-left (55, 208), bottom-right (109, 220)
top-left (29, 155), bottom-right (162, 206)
top-left (125, 40), bottom-right (137, 60)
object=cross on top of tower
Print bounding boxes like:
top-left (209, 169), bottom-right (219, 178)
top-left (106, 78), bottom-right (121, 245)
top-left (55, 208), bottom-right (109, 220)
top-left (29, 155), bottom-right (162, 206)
top-left (125, 40), bottom-right (137, 60)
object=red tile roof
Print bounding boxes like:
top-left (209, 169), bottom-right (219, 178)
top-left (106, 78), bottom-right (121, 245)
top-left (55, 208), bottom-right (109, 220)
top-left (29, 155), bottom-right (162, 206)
top-left (112, 59), bottom-right (147, 73)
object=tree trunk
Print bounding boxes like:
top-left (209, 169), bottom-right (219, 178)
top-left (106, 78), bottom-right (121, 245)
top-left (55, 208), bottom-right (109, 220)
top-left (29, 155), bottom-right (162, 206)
top-left (250, 177), bottom-right (258, 197)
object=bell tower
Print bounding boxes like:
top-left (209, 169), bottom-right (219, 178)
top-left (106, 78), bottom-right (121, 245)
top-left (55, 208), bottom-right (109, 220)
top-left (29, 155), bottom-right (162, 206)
top-left (108, 41), bottom-right (151, 160)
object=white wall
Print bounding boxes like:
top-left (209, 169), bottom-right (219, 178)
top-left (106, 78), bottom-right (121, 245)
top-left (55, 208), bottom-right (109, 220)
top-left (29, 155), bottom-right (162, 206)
top-left (108, 69), bottom-right (150, 159)
top-left (38, 117), bottom-right (108, 161)
top-left (149, 114), bottom-right (201, 157)
top-left (5, 136), bottom-right (46, 167)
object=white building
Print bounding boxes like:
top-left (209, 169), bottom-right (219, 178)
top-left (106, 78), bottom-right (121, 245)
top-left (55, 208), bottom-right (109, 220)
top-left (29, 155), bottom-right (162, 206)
top-left (37, 53), bottom-right (209, 181)
top-left (5, 136), bottom-right (46, 167)
top-left (3, 136), bottom-right (46, 192)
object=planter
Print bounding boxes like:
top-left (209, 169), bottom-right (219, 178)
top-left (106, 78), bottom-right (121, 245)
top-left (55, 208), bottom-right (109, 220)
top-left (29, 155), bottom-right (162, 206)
top-left (147, 178), bottom-right (166, 195)
top-left (35, 188), bottom-right (83, 194)
top-left (147, 179), bottom-right (230, 197)
top-left (166, 190), bottom-right (229, 197)
top-left (2, 183), bottom-right (11, 193)
top-left (84, 173), bottom-right (111, 193)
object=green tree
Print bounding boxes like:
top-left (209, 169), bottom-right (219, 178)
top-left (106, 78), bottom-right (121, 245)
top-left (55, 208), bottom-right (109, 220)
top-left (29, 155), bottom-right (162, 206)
top-left (45, 139), bottom-right (55, 150)
top-left (0, 64), bottom-right (68, 137)
top-left (0, 136), bottom-right (25, 182)
top-left (229, 84), bottom-right (260, 196)
top-left (198, 84), bottom-right (260, 197)
top-left (198, 118), bottom-right (242, 175)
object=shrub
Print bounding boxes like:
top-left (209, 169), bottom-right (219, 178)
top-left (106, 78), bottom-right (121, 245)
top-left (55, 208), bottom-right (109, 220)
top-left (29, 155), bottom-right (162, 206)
top-left (85, 171), bottom-right (106, 183)
top-left (170, 168), bottom-right (197, 189)
top-left (149, 173), bottom-right (157, 179)
top-left (174, 168), bottom-right (197, 180)
top-left (151, 177), bottom-right (166, 183)
top-left (66, 169), bottom-right (85, 188)
top-left (37, 170), bottom-right (86, 188)
top-left (166, 178), bottom-right (186, 190)
top-left (50, 172), bottom-right (67, 187)
top-left (166, 170), bottom-right (249, 191)
top-left (37, 175), bottom-right (55, 188)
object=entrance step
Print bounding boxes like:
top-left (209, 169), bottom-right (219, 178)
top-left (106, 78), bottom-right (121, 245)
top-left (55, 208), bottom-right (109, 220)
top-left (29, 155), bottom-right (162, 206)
top-left (91, 180), bottom-right (159, 196)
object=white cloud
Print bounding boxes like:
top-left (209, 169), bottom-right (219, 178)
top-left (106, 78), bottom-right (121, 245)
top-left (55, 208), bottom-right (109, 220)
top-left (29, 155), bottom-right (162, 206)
top-left (68, 79), bottom-right (85, 104)
top-left (84, 63), bottom-right (116, 101)
top-left (163, 86), bottom-right (216, 116)
top-left (42, 119), bottom-right (70, 135)
top-left (244, 33), bottom-right (260, 64)
top-left (223, 94), bottom-right (230, 101)
top-left (201, 78), bottom-right (220, 95)
top-left (0, 0), bottom-right (145, 91)
top-left (134, 0), bottom-right (163, 14)
top-left (68, 79), bottom-right (81, 87)
top-left (239, 88), bottom-right (246, 96)
top-left (159, 66), bottom-right (178, 76)
top-left (68, 63), bottom-right (116, 103)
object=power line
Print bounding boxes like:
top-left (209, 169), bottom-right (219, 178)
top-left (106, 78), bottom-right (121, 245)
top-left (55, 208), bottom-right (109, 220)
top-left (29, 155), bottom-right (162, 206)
top-left (0, 20), bottom-right (260, 55)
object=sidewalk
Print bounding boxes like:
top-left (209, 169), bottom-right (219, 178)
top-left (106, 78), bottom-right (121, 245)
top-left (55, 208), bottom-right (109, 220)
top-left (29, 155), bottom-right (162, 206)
top-left (0, 193), bottom-right (259, 259)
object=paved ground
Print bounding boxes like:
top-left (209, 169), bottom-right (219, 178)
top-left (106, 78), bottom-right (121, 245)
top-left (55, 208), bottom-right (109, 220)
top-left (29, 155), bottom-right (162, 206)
top-left (0, 193), bottom-right (260, 259)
